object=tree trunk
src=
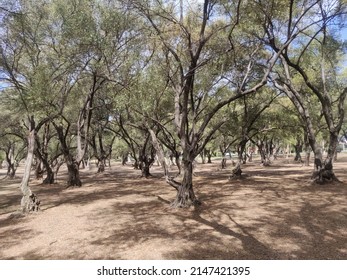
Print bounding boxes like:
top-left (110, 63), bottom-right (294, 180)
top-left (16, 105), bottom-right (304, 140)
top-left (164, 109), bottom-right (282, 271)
top-left (175, 153), bottom-right (181, 175)
top-left (34, 159), bottom-right (43, 179)
top-left (147, 127), bottom-right (198, 207)
top-left (248, 147), bottom-right (254, 162)
top-left (54, 123), bottom-right (82, 187)
top-left (20, 127), bottom-right (40, 213)
top-left (303, 132), bottom-right (310, 166)
top-left (311, 133), bottom-right (339, 184)
top-left (139, 153), bottom-right (154, 178)
top-left (238, 139), bottom-right (247, 164)
top-left (230, 161), bottom-right (242, 179)
top-left (34, 123), bottom-right (55, 184)
top-left (43, 167), bottom-right (55, 184)
top-left (141, 164), bottom-right (151, 178)
top-left (221, 157), bottom-right (227, 169)
top-left (200, 150), bottom-right (206, 164)
top-left (121, 154), bottom-right (128, 165)
top-left (305, 149), bottom-right (311, 166)
top-left (42, 163), bottom-right (55, 184)
top-left (294, 141), bottom-right (302, 162)
top-left (97, 160), bottom-right (105, 173)
top-left (67, 160), bottom-right (82, 187)
top-left (206, 150), bottom-right (212, 163)
top-left (257, 141), bottom-right (269, 165)
top-left (133, 159), bottom-right (140, 169)
top-left (171, 159), bottom-right (200, 208)
top-left (7, 163), bottom-right (16, 179)
top-left (37, 152), bottom-right (55, 184)
top-left (5, 147), bottom-right (16, 179)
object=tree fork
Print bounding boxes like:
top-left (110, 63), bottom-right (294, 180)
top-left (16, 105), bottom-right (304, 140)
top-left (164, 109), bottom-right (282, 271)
top-left (148, 127), bottom-right (200, 207)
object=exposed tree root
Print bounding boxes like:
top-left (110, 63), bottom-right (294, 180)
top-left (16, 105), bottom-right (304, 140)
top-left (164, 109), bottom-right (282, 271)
top-left (21, 193), bottom-right (40, 213)
top-left (311, 169), bottom-right (340, 185)
top-left (170, 196), bottom-right (201, 208)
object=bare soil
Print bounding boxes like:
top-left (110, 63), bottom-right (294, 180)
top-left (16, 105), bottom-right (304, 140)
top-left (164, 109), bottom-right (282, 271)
top-left (0, 155), bottom-right (346, 260)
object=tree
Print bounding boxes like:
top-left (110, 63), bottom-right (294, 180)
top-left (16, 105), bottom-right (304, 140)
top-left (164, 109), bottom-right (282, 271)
top-left (263, 0), bottom-right (347, 183)
top-left (0, 107), bottom-right (27, 178)
top-left (228, 89), bottom-right (279, 177)
top-left (0, 1), bottom-right (57, 211)
top-left (130, 0), bottom-right (287, 207)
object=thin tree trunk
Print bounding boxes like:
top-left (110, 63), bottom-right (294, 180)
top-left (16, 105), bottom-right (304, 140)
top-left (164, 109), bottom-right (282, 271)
top-left (175, 153), bottom-right (181, 175)
top-left (206, 150), bottom-right (212, 163)
top-left (54, 122), bottom-right (82, 187)
top-left (6, 148), bottom-right (16, 178)
top-left (200, 150), bottom-right (206, 164)
top-left (304, 132), bottom-right (311, 166)
top-left (20, 126), bottom-right (40, 213)
top-left (294, 140), bottom-right (302, 162)
top-left (305, 149), bottom-right (311, 166)
top-left (221, 157), bottom-right (227, 169)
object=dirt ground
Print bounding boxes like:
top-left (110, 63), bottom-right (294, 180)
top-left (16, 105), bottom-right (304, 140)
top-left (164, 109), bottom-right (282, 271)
top-left (0, 154), bottom-right (346, 260)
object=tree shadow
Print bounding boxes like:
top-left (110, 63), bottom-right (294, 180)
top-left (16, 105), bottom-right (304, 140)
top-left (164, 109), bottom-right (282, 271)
top-left (165, 207), bottom-right (281, 259)
top-left (0, 226), bottom-right (35, 256)
top-left (286, 202), bottom-right (347, 259)
top-left (1, 161), bottom-right (346, 260)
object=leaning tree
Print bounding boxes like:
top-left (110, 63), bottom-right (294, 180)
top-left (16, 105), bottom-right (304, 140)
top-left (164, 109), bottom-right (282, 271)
top-left (262, 0), bottom-right (347, 183)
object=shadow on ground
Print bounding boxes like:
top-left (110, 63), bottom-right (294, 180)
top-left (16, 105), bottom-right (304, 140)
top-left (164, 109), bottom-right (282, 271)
top-left (0, 159), bottom-right (346, 259)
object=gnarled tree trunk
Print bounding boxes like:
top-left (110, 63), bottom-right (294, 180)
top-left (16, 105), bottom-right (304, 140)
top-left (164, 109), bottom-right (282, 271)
top-left (171, 159), bottom-right (200, 208)
top-left (66, 160), bottom-right (82, 187)
top-left (43, 168), bottom-right (55, 184)
top-left (20, 121), bottom-right (40, 213)
top-left (54, 122), bottom-right (82, 187)
top-left (230, 162), bottom-right (242, 179)
top-left (312, 132), bottom-right (339, 184)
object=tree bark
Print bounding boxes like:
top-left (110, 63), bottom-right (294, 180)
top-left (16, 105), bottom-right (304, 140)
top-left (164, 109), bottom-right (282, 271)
top-left (66, 160), bottom-right (82, 187)
top-left (221, 157), bottom-right (227, 169)
top-left (230, 162), bottom-right (242, 179)
top-left (43, 168), bottom-right (55, 184)
top-left (141, 163), bottom-right (151, 178)
top-left (20, 123), bottom-right (40, 213)
top-left (206, 149), bottom-right (212, 163)
top-left (305, 149), bottom-right (311, 166)
top-left (54, 122), bottom-right (82, 187)
top-left (304, 132), bottom-right (311, 166)
top-left (174, 153), bottom-right (181, 175)
top-left (34, 159), bottom-right (43, 179)
top-left (7, 163), bottom-right (16, 179)
top-left (294, 138), bottom-right (303, 162)
top-left (139, 152), bottom-right (155, 178)
top-left (312, 132), bottom-right (339, 183)
top-left (5, 146), bottom-right (17, 178)
top-left (171, 159), bottom-right (200, 208)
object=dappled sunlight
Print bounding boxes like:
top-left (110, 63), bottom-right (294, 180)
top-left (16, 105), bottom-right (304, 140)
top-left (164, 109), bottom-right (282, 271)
top-left (0, 156), bottom-right (346, 259)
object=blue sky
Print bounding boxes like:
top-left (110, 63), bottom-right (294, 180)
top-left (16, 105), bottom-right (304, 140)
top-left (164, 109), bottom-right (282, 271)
top-left (340, 28), bottom-right (347, 41)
